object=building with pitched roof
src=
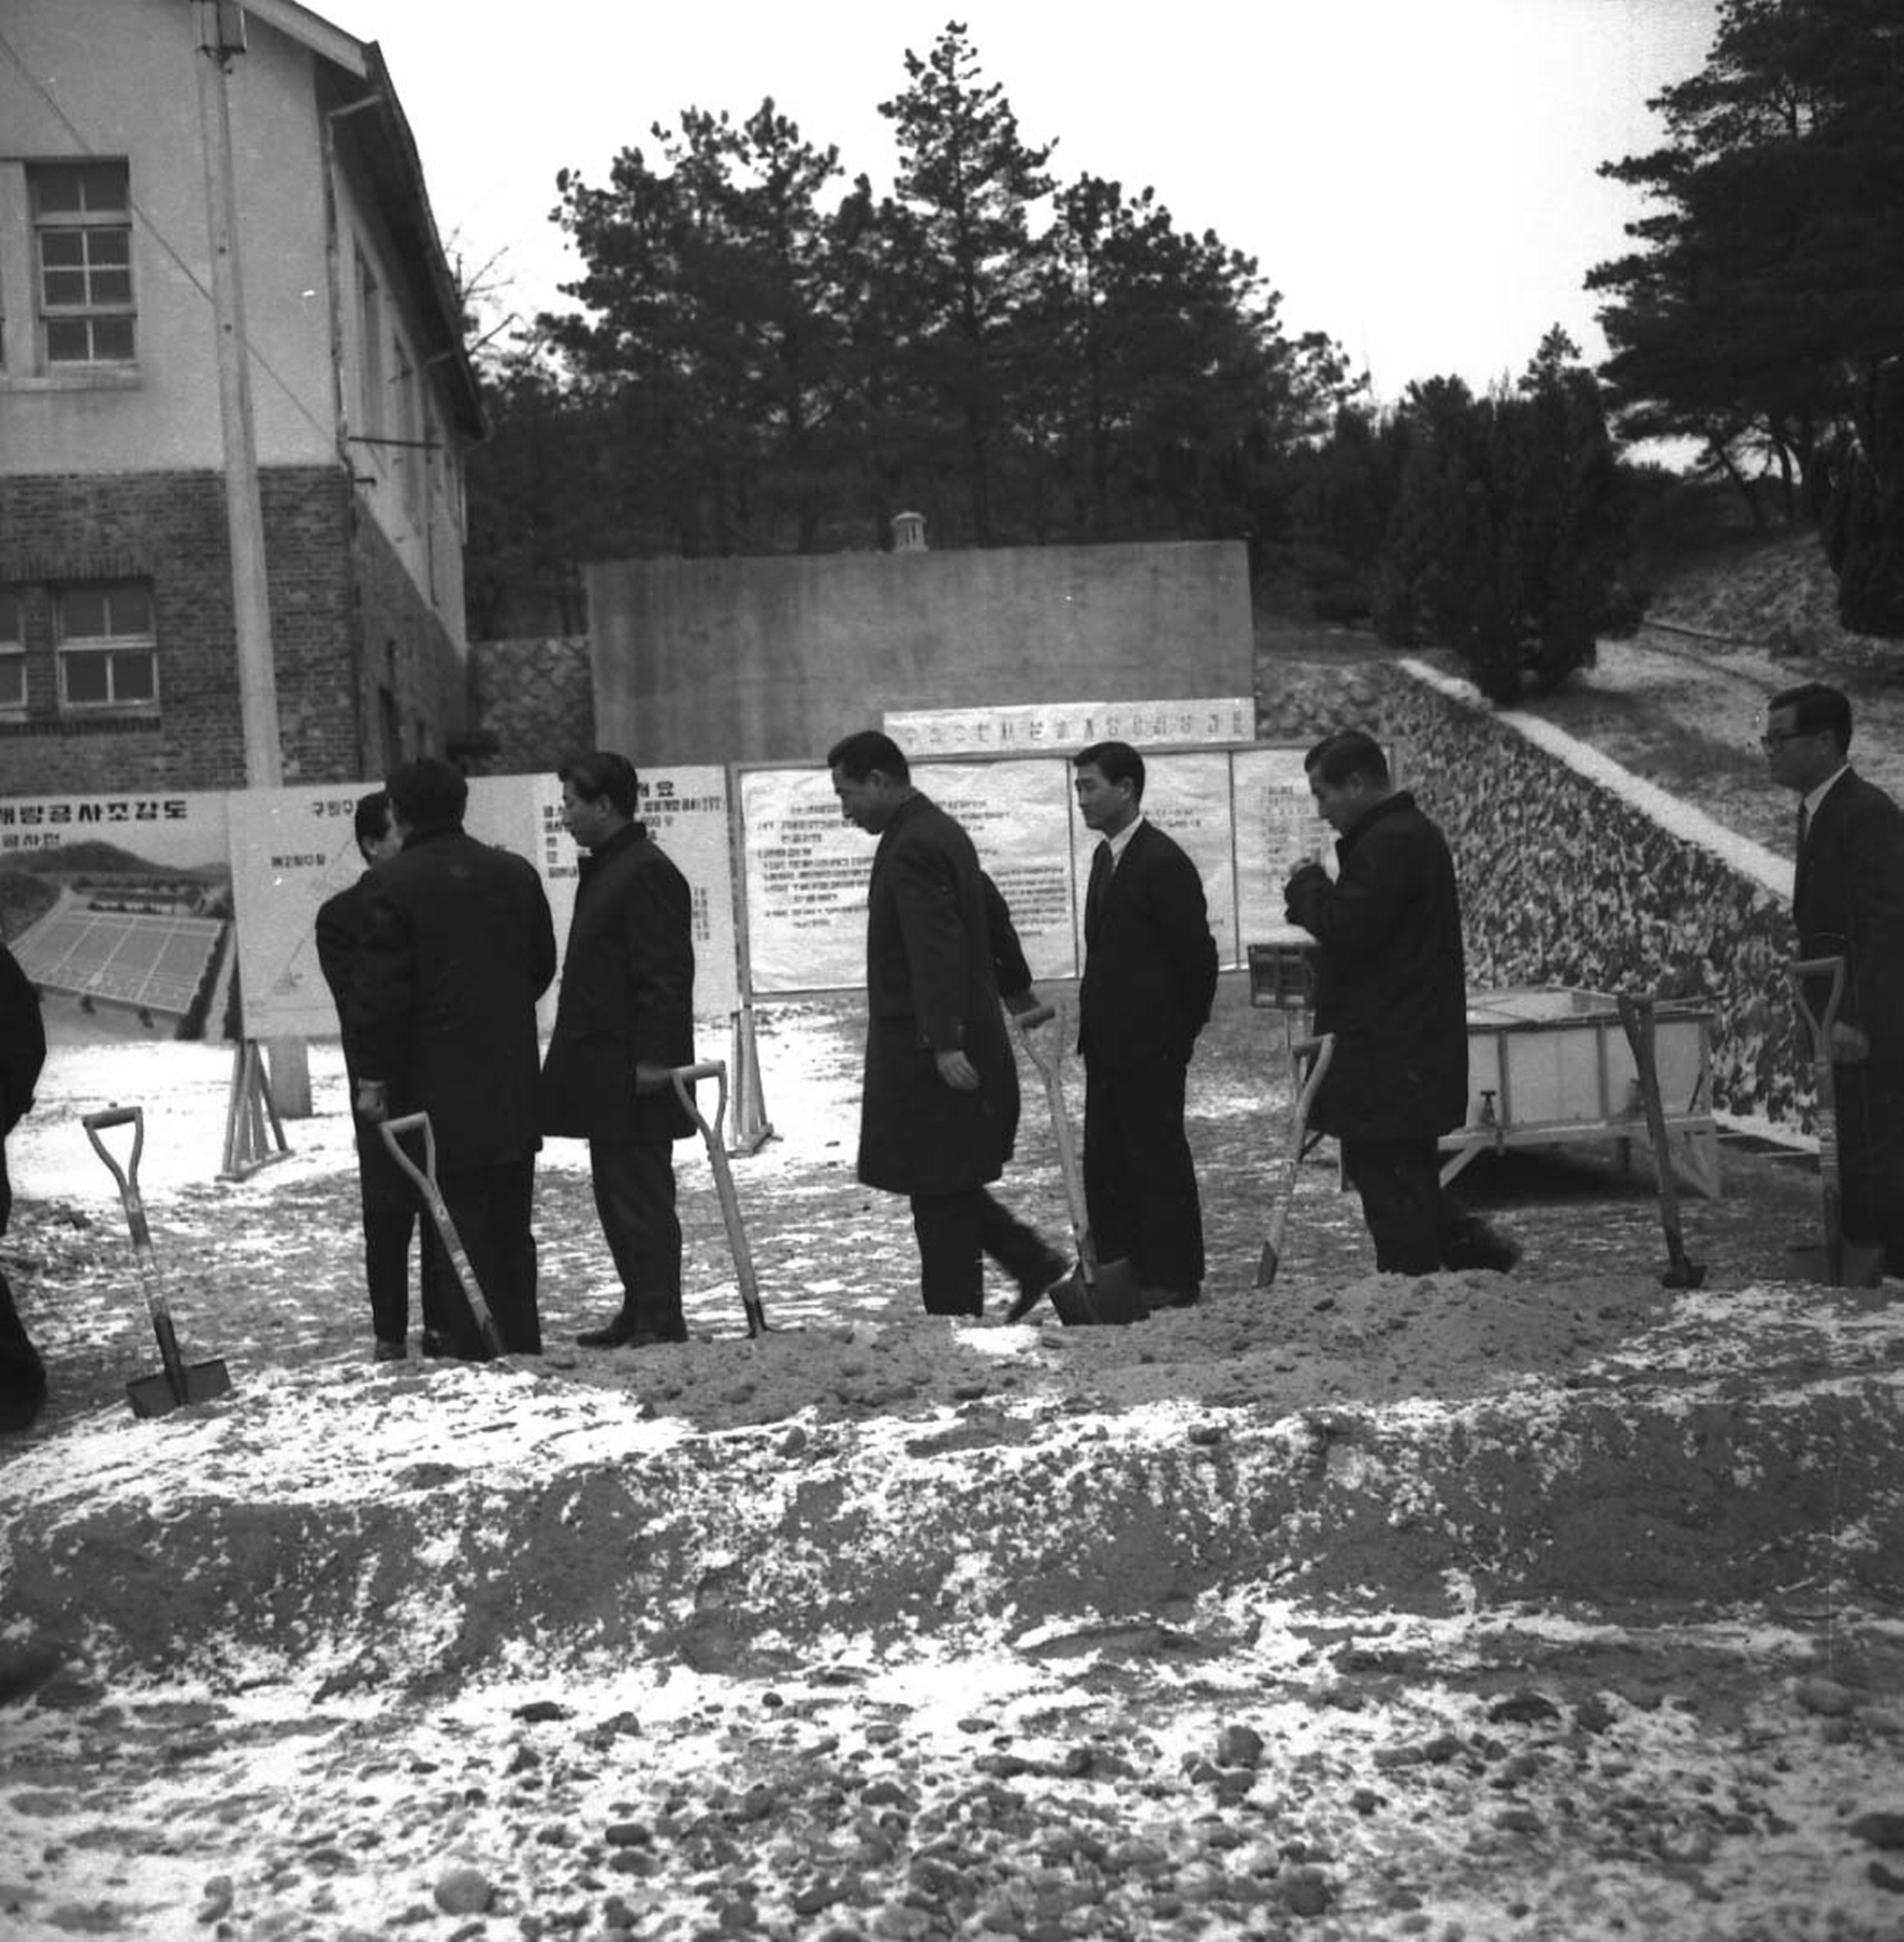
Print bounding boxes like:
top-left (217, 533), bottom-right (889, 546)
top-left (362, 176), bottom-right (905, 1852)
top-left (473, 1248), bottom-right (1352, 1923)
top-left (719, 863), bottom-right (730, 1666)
top-left (0, 0), bottom-right (486, 791)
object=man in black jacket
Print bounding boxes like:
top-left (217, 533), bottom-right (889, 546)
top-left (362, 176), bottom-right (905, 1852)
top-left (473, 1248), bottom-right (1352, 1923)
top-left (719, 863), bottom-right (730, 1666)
top-left (350, 759), bottom-right (556, 1357)
top-left (1069, 740), bottom-right (1218, 1310)
top-left (0, 939), bottom-right (48, 1429)
top-left (540, 752), bottom-right (698, 1348)
top-left (829, 730), bottom-right (1068, 1318)
top-left (315, 789), bottom-right (423, 1359)
top-left (1767, 683), bottom-right (1904, 1287)
top-left (1284, 730), bottom-right (1517, 1276)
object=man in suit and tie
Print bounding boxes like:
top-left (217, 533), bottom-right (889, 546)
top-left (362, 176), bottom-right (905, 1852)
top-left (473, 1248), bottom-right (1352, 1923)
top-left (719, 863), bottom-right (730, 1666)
top-left (1066, 740), bottom-right (1219, 1312)
top-left (1767, 683), bottom-right (1904, 1289)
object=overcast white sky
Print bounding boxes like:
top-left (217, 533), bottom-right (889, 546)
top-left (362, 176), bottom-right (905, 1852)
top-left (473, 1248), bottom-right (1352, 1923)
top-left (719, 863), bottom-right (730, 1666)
top-left (330, 0), bottom-right (1717, 402)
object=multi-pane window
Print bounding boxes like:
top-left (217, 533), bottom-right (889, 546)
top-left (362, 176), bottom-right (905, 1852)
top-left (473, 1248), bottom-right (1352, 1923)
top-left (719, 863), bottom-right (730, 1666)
top-left (56, 583), bottom-right (157, 708)
top-left (0, 591), bottom-right (23, 710)
top-left (30, 162), bottom-right (136, 366)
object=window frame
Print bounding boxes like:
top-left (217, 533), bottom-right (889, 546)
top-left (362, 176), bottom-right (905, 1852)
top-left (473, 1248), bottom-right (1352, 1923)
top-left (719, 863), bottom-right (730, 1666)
top-left (54, 581), bottom-right (160, 713)
top-left (0, 588), bottom-right (24, 713)
top-left (29, 160), bottom-right (137, 370)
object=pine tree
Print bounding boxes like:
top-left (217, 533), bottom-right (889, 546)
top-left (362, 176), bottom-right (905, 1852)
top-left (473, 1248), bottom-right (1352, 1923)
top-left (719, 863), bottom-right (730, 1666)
top-left (878, 22), bottom-right (1056, 545)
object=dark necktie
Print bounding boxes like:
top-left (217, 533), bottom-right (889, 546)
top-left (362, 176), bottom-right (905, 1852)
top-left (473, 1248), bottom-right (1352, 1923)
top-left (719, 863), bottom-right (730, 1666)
top-left (1084, 841), bottom-right (1113, 940)
top-left (1795, 803), bottom-right (1811, 910)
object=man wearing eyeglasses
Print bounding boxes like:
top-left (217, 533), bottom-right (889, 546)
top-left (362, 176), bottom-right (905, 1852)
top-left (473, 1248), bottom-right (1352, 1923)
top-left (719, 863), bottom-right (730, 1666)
top-left (1766, 683), bottom-right (1904, 1290)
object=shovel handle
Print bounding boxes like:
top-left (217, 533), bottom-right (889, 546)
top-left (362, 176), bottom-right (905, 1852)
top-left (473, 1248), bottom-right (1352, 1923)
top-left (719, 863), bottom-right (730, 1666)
top-left (670, 1060), bottom-right (767, 1337)
top-left (82, 1106), bottom-right (145, 1192)
top-left (378, 1112), bottom-right (437, 1189)
top-left (1789, 956), bottom-right (1847, 1055)
top-left (1013, 1001), bottom-right (1066, 1088)
top-left (670, 1060), bottom-right (728, 1146)
top-left (1290, 1033), bottom-right (1335, 1117)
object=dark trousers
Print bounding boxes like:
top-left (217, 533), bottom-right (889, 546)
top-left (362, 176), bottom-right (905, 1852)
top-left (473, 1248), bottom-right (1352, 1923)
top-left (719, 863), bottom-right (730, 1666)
top-left (1340, 1138), bottom-right (1479, 1275)
top-left (909, 1186), bottom-right (1061, 1317)
top-left (363, 1204), bottom-right (422, 1344)
top-left (423, 1157), bottom-right (540, 1357)
top-left (1835, 1056), bottom-right (1904, 1262)
top-left (1082, 1057), bottom-right (1204, 1292)
top-left (589, 1139), bottom-right (684, 1335)
top-left (0, 1267), bottom-right (45, 1432)
top-left (0, 1158), bottom-right (44, 1430)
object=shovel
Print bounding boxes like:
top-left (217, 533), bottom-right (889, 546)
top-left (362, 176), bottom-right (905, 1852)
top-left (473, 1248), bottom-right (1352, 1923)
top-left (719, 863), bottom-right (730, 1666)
top-left (83, 1106), bottom-right (234, 1418)
top-left (1616, 995), bottom-right (1707, 1291)
top-left (1010, 1003), bottom-right (1145, 1325)
top-left (1256, 1032), bottom-right (1335, 1287)
top-left (378, 1112), bottom-right (506, 1357)
top-left (1788, 956), bottom-right (1848, 1286)
top-left (670, 1060), bottom-right (767, 1338)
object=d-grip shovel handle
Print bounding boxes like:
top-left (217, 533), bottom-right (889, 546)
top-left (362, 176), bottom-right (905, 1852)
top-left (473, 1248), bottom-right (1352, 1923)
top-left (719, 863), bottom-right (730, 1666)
top-left (377, 1111), bottom-right (438, 1191)
top-left (1789, 955), bottom-right (1847, 1054)
top-left (1289, 1033), bottom-right (1335, 1119)
top-left (82, 1106), bottom-right (145, 1197)
top-left (1011, 1001), bottom-right (1065, 1087)
top-left (670, 1060), bottom-right (728, 1145)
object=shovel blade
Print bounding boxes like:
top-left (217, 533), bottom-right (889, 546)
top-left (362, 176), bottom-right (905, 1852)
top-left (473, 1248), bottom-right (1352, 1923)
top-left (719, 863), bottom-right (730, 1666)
top-left (1255, 1239), bottom-right (1280, 1288)
top-left (1085, 1258), bottom-right (1147, 1327)
top-left (127, 1358), bottom-right (232, 1419)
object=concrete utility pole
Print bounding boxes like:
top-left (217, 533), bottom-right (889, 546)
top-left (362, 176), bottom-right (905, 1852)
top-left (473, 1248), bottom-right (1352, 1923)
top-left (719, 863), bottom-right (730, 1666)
top-left (195, 1), bottom-right (310, 1116)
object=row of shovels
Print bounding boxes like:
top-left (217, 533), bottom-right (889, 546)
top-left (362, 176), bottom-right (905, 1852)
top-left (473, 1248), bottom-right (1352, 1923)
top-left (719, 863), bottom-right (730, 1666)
top-left (82, 1061), bottom-right (763, 1418)
top-left (81, 954), bottom-right (1859, 1414)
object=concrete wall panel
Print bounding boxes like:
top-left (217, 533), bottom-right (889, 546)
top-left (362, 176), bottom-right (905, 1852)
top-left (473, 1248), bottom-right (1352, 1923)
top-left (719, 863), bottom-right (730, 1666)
top-left (586, 541), bottom-right (1253, 765)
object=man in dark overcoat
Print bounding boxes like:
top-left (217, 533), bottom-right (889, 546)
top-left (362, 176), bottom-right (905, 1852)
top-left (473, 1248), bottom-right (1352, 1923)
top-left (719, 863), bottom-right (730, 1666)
top-left (540, 752), bottom-right (697, 1348)
top-left (0, 938), bottom-right (48, 1430)
top-left (1070, 740), bottom-right (1219, 1310)
top-left (1284, 729), bottom-right (1517, 1275)
top-left (349, 759), bottom-right (556, 1357)
top-left (829, 730), bottom-right (1068, 1318)
top-left (1767, 682), bottom-right (1904, 1288)
top-left (315, 789), bottom-right (426, 1359)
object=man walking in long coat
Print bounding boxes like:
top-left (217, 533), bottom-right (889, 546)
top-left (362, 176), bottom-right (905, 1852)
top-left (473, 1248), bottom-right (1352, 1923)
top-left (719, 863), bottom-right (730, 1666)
top-left (1284, 729), bottom-right (1517, 1276)
top-left (350, 759), bottom-right (556, 1358)
top-left (541, 752), bottom-right (698, 1348)
top-left (828, 730), bottom-right (1068, 1318)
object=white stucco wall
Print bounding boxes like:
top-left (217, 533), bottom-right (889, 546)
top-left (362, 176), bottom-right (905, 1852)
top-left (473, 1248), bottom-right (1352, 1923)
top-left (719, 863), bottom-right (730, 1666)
top-left (0, 0), bottom-right (336, 471)
top-left (0, 0), bottom-right (469, 640)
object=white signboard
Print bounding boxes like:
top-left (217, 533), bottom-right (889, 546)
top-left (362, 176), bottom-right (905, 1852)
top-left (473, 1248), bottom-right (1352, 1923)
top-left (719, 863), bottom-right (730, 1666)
top-left (915, 761), bottom-right (1077, 981)
top-left (632, 766), bottom-right (740, 1023)
top-left (0, 788), bottom-right (232, 1041)
top-left (742, 751), bottom-right (1253, 996)
top-left (739, 767), bottom-right (873, 995)
top-left (1232, 745), bottom-right (1338, 945)
top-left (886, 697), bottom-right (1254, 757)
top-left (227, 784), bottom-right (382, 1040)
top-left (1096, 752), bottom-right (1240, 967)
top-left (231, 769), bottom-right (741, 1041)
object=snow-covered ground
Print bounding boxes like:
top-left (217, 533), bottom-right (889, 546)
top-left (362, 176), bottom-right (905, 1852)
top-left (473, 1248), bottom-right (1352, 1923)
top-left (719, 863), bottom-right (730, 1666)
top-left (3, 1002), bottom-right (1902, 1941)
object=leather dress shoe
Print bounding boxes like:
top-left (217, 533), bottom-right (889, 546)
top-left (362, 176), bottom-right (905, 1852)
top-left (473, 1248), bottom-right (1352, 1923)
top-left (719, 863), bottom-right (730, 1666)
top-left (1142, 1282), bottom-right (1201, 1310)
top-left (576, 1314), bottom-right (688, 1348)
top-left (575, 1314), bottom-right (641, 1347)
top-left (624, 1326), bottom-right (688, 1348)
top-left (1003, 1257), bottom-right (1074, 1324)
